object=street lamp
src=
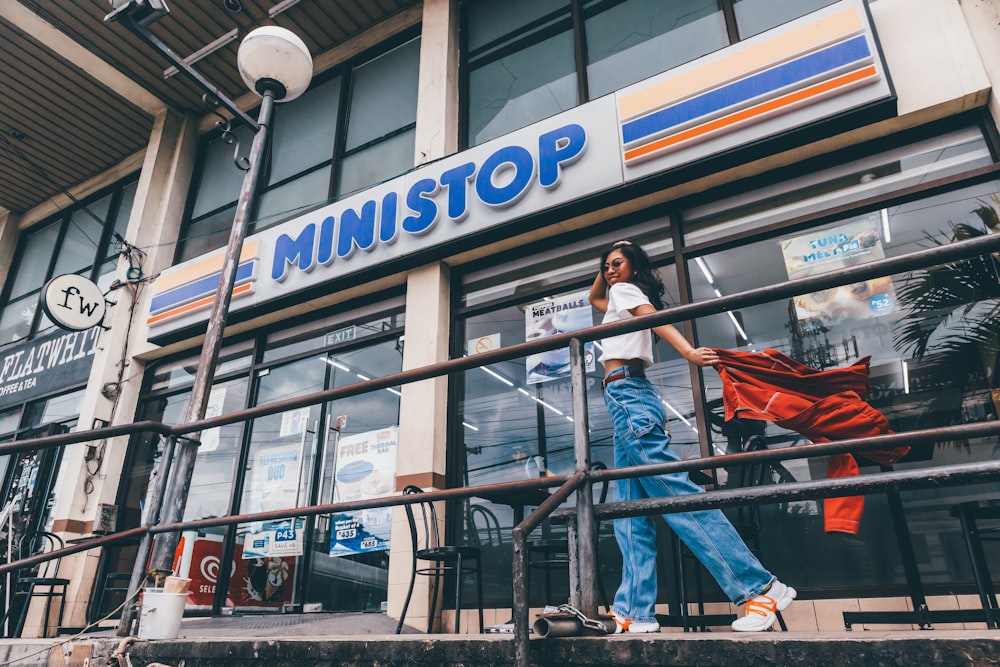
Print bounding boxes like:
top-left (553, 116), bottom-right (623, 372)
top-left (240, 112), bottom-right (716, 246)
top-left (105, 2), bottom-right (312, 634)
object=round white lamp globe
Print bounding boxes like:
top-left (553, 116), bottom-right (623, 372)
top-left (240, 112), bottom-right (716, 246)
top-left (237, 26), bottom-right (313, 102)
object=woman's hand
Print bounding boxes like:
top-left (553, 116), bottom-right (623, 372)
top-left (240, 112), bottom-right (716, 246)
top-left (684, 346), bottom-right (719, 367)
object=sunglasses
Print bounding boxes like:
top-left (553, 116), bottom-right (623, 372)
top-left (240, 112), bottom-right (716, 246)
top-left (602, 258), bottom-right (628, 273)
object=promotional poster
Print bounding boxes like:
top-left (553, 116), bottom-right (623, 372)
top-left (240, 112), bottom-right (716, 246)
top-left (781, 216), bottom-right (896, 324)
top-left (330, 426), bottom-right (398, 556)
top-left (524, 290), bottom-right (595, 384)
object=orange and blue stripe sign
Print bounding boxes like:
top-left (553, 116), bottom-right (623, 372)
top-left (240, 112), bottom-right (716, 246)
top-left (617, 6), bottom-right (880, 166)
top-left (147, 241), bottom-right (259, 326)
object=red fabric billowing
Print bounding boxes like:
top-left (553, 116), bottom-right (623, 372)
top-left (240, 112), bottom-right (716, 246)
top-left (714, 349), bottom-right (909, 534)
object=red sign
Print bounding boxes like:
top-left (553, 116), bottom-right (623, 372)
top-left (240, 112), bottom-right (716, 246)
top-left (178, 536), bottom-right (296, 608)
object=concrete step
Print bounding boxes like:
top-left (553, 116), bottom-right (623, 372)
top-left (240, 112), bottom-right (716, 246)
top-left (3, 629), bottom-right (999, 667)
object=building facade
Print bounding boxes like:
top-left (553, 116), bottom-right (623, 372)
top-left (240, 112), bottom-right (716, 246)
top-left (1, 0), bottom-right (999, 636)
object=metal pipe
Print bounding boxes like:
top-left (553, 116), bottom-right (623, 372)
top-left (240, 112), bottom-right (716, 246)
top-left (147, 88), bottom-right (276, 581)
top-left (569, 338), bottom-right (597, 616)
top-left (532, 616), bottom-right (581, 638)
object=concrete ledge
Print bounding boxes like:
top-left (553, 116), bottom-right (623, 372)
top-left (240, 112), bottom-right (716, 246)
top-left (113, 632), bottom-right (1000, 667)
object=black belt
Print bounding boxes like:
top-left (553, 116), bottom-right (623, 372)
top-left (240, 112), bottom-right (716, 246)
top-left (602, 367), bottom-right (645, 389)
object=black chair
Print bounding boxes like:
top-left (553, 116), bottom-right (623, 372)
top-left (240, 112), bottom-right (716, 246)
top-left (949, 499), bottom-right (1000, 629)
top-left (466, 504), bottom-right (503, 549)
top-left (396, 486), bottom-right (484, 634)
top-left (12, 531), bottom-right (70, 638)
top-left (527, 462), bottom-right (612, 611)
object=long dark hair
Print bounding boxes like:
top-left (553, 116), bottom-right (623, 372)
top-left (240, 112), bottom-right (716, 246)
top-left (599, 240), bottom-right (665, 310)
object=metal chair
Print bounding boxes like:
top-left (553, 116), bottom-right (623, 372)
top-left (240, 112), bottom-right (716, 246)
top-left (949, 499), bottom-right (1000, 629)
top-left (12, 531), bottom-right (70, 638)
top-left (396, 486), bottom-right (484, 634)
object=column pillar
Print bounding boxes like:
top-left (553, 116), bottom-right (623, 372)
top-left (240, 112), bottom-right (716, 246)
top-left (386, 0), bottom-right (462, 632)
top-left (42, 108), bottom-right (198, 634)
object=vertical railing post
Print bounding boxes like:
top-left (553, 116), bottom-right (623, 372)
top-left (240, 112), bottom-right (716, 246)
top-left (512, 523), bottom-right (530, 667)
top-left (569, 338), bottom-right (597, 616)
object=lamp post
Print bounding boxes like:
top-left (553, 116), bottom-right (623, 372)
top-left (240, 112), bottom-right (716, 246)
top-left (105, 3), bottom-right (312, 634)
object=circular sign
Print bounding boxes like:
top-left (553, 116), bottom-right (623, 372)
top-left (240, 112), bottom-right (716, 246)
top-left (41, 274), bottom-right (106, 331)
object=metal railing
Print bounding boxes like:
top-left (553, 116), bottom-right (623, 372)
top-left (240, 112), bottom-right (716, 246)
top-left (0, 232), bottom-right (996, 656)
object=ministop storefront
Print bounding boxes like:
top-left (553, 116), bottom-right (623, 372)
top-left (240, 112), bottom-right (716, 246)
top-left (2, 0), bottom-right (1000, 636)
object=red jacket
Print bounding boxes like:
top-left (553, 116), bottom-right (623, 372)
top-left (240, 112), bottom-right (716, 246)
top-left (715, 349), bottom-right (909, 534)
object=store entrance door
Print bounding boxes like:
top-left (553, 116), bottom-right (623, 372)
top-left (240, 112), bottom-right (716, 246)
top-left (1, 423), bottom-right (69, 637)
top-left (4, 423), bottom-right (69, 548)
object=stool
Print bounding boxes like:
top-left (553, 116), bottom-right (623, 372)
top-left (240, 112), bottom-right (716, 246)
top-left (949, 499), bottom-right (1000, 629)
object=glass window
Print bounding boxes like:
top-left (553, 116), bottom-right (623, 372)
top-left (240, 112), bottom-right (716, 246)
top-left (686, 167), bottom-right (1000, 595)
top-left (52, 195), bottom-right (111, 277)
top-left (147, 343), bottom-right (254, 393)
top-left (179, 204), bottom-right (237, 262)
top-left (0, 295), bottom-right (37, 345)
top-left (190, 125), bottom-right (255, 220)
top-left (683, 127), bottom-right (993, 246)
top-left (585, 0), bottom-right (728, 99)
top-left (108, 181), bottom-right (138, 259)
top-left (0, 178), bottom-right (138, 344)
top-left (256, 166), bottom-right (332, 230)
top-left (336, 128), bottom-right (415, 197)
top-left (344, 40), bottom-right (420, 152)
top-left (734, 0), bottom-right (838, 39)
top-left (178, 38), bottom-right (419, 261)
top-left (6, 222), bottom-right (59, 300)
top-left (468, 31), bottom-right (578, 146)
top-left (466, 0), bottom-right (568, 53)
top-left (0, 406), bottom-right (22, 436)
top-left (268, 76), bottom-right (341, 185)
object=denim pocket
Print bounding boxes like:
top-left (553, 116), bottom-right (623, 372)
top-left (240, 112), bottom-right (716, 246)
top-left (605, 379), bottom-right (663, 440)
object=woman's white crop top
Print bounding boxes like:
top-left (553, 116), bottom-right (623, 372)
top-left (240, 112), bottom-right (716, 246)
top-left (598, 282), bottom-right (653, 368)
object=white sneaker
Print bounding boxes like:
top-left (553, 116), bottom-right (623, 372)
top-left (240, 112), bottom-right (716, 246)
top-left (731, 580), bottom-right (796, 632)
top-left (612, 612), bottom-right (660, 634)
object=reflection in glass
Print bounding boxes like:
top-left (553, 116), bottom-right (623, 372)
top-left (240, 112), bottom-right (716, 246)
top-left (733, 0), bottom-right (837, 40)
top-left (268, 76), bottom-right (340, 185)
top-left (255, 166), bottom-right (332, 231)
top-left (7, 222), bottom-right (60, 300)
top-left (336, 128), bottom-right (415, 197)
top-left (344, 39), bottom-right (420, 152)
top-left (52, 196), bottom-right (111, 277)
top-left (468, 31), bottom-right (577, 146)
top-left (190, 125), bottom-right (255, 219)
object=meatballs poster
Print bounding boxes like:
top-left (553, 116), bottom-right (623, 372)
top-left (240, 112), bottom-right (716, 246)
top-left (781, 217), bottom-right (896, 324)
top-left (525, 290), bottom-right (595, 384)
top-left (330, 426), bottom-right (398, 556)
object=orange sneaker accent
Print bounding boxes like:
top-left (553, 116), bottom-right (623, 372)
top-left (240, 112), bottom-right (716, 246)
top-left (744, 594), bottom-right (777, 618)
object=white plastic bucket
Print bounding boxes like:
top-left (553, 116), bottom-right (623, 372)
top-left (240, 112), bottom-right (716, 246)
top-left (138, 588), bottom-right (187, 639)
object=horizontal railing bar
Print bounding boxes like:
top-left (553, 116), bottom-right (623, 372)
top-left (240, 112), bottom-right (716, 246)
top-left (148, 476), bottom-right (569, 534)
top-left (0, 526), bottom-right (147, 576)
top-left (0, 421), bottom-right (171, 458)
top-left (587, 459), bottom-right (1000, 521)
top-left (551, 421), bottom-right (1000, 521)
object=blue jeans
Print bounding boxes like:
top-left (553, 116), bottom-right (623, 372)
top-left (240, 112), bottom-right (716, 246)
top-left (603, 370), bottom-right (774, 623)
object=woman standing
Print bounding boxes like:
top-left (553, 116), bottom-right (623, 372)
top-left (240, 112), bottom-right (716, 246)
top-left (588, 240), bottom-right (794, 633)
